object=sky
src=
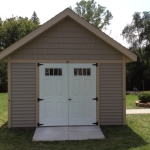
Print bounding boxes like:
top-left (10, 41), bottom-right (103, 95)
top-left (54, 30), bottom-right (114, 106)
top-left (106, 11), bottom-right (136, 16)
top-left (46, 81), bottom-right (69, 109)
top-left (0, 0), bottom-right (150, 48)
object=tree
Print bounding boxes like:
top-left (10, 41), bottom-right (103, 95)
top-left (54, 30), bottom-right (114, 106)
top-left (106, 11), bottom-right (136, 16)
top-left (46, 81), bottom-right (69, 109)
top-left (0, 18), bottom-right (2, 26)
top-left (0, 16), bottom-right (40, 92)
top-left (72, 0), bottom-right (113, 30)
top-left (122, 12), bottom-right (150, 90)
top-left (0, 16), bottom-right (39, 52)
top-left (31, 11), bottom-right (40, 25)
top-left (122, 12), bottom-right (150, 48)
top-left (0, 63), bottom-right (7, 92)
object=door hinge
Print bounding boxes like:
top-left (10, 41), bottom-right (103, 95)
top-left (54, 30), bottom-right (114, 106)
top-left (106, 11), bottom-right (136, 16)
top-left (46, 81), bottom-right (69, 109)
top-left (37, 63), bottom-right (44, 67)
top-left (37, 98), bottom-right (44, 102)
top-left (92, 63), bottom-right (98, 67)
top-left (92, 97), bottom-right (98, 101)
top-left (92, 122), bottom-right (98, 125)
top-left (37, 123), bottom-right (44, 126)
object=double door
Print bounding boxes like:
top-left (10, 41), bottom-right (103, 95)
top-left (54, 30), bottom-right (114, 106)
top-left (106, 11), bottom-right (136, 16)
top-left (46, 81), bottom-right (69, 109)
top-left (39, 63), bottom-right (96, 126)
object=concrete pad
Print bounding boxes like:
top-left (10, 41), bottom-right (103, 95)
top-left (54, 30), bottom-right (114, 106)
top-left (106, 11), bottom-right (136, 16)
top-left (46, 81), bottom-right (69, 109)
top-left (126, 109), bottom-right (150, 114)
top-left (32, 126), bottom-right (105, 141)
top-left (68, 126), bottom-right (105, 140)
top-left (32, 127), bottom-right (68, 141)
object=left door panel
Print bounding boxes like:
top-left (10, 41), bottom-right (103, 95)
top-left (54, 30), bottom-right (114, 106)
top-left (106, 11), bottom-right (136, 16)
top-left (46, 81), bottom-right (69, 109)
top-left (39, 64), bottom-right (68, 126)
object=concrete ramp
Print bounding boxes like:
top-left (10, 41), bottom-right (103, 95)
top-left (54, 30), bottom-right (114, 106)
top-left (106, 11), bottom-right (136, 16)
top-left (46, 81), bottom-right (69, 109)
top-left (32, 126), bottom-right (105, 141)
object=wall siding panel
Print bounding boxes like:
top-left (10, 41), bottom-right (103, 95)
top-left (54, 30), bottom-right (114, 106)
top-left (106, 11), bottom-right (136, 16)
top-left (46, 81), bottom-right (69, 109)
top-left (11, 17), bottom-right (122, 60)
top-left (100, 64), bottom-right (123, 125)
top-left (11, 63), bottom-right (36, 127)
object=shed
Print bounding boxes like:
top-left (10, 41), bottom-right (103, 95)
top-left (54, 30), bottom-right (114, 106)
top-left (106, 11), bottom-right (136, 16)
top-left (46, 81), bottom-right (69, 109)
top-left (0, 8), bottom-right (137, 128)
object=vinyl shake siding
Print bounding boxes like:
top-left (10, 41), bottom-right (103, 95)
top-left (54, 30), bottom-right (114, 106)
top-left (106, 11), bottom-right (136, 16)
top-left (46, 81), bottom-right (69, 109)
top-left (11, 17), bottom-right (122, 60)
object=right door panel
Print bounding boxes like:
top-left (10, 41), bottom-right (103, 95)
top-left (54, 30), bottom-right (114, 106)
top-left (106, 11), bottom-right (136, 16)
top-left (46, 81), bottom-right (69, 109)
top-left (68, 64), bottom-right (96, 125)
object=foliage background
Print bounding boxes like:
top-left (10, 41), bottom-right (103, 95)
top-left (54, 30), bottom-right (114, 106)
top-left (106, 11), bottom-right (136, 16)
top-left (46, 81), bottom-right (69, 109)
top-left (0, 12), bottom-right (40, 92)
top-left (122, 12), bottom-right (150, 91)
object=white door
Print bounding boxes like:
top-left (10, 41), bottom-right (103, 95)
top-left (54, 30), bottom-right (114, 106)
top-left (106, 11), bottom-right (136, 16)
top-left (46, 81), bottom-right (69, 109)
top-left (68, 64), bottom-right (96, 125)
top-left (39, 64), bottom-right (68, 126)
top-left (39, 63), bottom-right (96, 126)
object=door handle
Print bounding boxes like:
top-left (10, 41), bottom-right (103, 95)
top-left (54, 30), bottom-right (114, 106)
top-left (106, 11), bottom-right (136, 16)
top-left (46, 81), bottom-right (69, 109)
top-left (68, 99), bottom-right (72, 100)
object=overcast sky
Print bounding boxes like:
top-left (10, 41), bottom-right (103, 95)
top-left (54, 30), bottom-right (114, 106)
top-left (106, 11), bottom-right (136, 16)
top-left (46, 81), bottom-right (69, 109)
top-left (0, 0), bottom-right (150, 47)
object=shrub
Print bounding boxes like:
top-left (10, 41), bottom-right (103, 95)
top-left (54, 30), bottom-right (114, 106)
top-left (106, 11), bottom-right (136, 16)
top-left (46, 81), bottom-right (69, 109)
top-left (138, 91), bottom-right (150, 103)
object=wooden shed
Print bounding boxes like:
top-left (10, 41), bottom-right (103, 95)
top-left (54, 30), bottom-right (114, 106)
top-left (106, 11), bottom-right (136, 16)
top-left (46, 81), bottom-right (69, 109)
top-left (0, 8), bottom-right (137, 128)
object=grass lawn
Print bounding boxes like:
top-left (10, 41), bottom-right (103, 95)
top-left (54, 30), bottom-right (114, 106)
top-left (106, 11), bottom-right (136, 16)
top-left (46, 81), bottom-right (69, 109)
top-left (0, 93), bottom-right (8, 125)
top-left (126, 93), bottom-right (143, 109)
top-left (0, 93), bottom-right (150, 150)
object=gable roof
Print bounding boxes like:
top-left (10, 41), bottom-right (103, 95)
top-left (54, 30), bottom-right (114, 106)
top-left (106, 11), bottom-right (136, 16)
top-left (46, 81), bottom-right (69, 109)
top-left (0, 8), bottom-right (137, 62)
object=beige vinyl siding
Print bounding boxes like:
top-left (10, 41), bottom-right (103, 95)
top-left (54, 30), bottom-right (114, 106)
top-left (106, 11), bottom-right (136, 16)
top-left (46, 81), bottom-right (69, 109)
top-left (11, 17), bottom-right (122, 60)
top-left (100, 64), bottom-right (123, 125)
top-left (11, 63), bottom-right (36, 127)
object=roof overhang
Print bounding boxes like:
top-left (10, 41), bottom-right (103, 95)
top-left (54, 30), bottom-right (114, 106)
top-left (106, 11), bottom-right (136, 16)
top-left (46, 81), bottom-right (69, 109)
top-left (0, 8), bottom-right (137, 62)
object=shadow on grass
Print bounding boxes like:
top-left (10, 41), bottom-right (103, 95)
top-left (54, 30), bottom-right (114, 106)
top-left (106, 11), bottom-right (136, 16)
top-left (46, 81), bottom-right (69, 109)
top-left (101, 125), bottom-right (148, 150)
top-left (0, 122), bottom-right (35, 146)
top-left (0, 122), bottom-right (148, 150)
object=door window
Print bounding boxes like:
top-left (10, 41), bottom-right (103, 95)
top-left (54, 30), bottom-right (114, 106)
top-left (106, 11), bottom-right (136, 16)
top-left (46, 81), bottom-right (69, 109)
top-left (45, 68), bottom-right (62, 76)
top-left (74, 68), bottom-right (91, 76)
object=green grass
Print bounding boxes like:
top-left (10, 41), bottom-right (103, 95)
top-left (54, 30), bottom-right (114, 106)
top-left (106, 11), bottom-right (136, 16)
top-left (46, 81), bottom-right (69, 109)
top-left (0, 93), bottom-right (8, 125)
top-left (126, 93), bottom-right (143, 109)
top-left (0, 93), bottom-right (150, 150)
